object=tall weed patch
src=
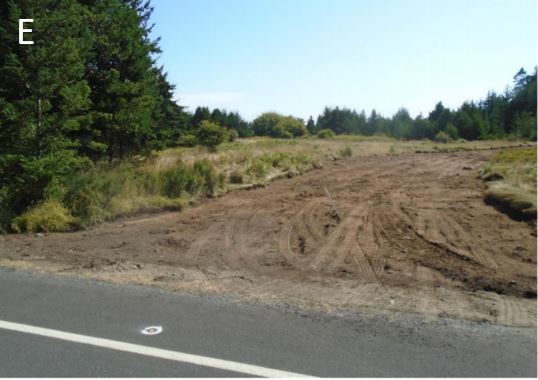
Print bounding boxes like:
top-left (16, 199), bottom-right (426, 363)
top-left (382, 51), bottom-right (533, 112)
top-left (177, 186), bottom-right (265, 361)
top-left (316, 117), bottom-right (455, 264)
top-left (11, 159), bottom-right (225, 232)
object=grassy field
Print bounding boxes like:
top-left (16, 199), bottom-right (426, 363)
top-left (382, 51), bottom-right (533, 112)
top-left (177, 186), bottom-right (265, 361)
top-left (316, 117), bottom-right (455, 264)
top-left (10, 136), bottom-right (535, 232)
top-left (481, 147), bottom-right (537, 220)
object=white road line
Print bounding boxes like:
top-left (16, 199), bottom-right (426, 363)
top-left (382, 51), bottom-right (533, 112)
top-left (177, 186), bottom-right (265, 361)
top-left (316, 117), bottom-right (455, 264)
top-left (0, 320), bottom-right (313, 378)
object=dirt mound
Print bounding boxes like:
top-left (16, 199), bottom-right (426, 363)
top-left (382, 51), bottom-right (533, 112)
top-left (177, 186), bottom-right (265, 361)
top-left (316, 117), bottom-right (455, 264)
top-left (1, 150), bottom-right (536, 326)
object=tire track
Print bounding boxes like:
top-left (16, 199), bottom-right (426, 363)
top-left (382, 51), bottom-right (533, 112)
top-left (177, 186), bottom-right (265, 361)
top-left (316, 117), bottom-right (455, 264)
top-left (359, 212), bottom-right (385, 276)
top-left (184, 222), bottom-right (226, 266)
top-left (413, 208), bottom-right (497, 269)
top-left (494, 296), bottom-right (534, 326)
top-left (310, 206), bottom-right (376, 279)
top-left (278, 223), bottom-right (298, 267)
top-left (277, 199), bottom-right (327, 268)
top-left (236, 209), bottom-right (263, 270)
top-left (303, 199), bottom-right (329, 242)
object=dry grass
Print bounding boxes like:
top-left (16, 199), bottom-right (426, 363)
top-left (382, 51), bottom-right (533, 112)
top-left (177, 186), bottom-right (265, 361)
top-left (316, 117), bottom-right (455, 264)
top-left (481, 148), bottom-right (537, 220)
top-left (149, 137), bottom-right (535, 193)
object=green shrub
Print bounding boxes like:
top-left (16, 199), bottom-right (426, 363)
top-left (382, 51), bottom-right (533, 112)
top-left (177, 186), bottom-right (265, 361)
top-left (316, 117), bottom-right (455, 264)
top-left (490, 147), bottom-right (536, 166)
top-left (177, 133), bottom-right (198, 147)
top-left (229, 170), bottom-right (244, 184)
top-left (273, 123), bottom-right (293, 138)
top-left (226, 128), bottom-right (239, 142)
top-left (136, 170), bottom-right (162, 195)
top-left (316, 129), bottom-right (335, 139)
top-left (0, 151), bottom-right (89, 229)
top-left (62, 169), bottom-right (109, 224)
top-left (246, 159), bottom-right (269, 179)
top-left (434, 131), bottom-right (451, 143)
top-left (196, 120), bottom-right (226, 151)
top-left (446, 123), bottom-right (459, 140)
top-left (252, 112), bottom-right (282, 137)
top-left (160, 159), bottom-right (222, 197)
top-left (275, 116), bottom-right (308, 137)
top-left (160, 165), bottom-right (192, 198)
top-left (264, 152), bottom-right (289, 168)
top-left (252, 112), bottom-right (307, 138)
top-left (251, 152), bottom-right (313, 174)
top-left (64, 183), bottom-right (106, 224)
top-left (513, 111), bottom-right (537, 140)
top-left (59, 158), bottom-right (225, 227)
top-left (339, 146), bottom-right (353, 157)
top-left (11, 200), bottom-right (79, 233)
top-left (192, 159), bottom-right (222, 194)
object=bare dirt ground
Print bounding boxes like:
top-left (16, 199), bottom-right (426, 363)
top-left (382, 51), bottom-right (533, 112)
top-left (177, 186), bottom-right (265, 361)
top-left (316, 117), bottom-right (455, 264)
top-left (1, 150), bottom-right (536, 326)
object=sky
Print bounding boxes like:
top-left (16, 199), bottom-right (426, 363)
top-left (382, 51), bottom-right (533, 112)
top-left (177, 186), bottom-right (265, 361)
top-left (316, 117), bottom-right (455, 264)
top-left (150, 0), bottom-right (537, 121)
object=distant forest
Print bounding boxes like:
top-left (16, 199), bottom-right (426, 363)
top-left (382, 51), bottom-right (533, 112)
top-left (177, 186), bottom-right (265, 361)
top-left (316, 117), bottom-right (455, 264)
top-left (0, 0), bottom-right (536, 226)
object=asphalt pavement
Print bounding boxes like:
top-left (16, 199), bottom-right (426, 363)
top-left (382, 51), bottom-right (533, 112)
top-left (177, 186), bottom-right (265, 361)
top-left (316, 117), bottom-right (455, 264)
top-left (0, 267), bottom-right (535, 377)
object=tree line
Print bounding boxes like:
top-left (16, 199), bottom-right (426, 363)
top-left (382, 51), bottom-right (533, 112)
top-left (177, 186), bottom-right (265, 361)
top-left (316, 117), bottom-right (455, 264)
top-left (248, 67), bottom-right (536, 141)
top-left (186, 67), bottom-right (536, 142)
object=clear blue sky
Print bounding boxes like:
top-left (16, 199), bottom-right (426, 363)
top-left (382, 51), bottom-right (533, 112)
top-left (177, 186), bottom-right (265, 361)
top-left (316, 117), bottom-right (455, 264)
top-left (150, 0), bottom-right (537, 121)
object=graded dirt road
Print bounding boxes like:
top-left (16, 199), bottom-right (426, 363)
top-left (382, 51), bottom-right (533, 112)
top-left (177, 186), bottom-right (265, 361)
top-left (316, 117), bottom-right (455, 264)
top-left (1, 150), bottom-right (536, 326)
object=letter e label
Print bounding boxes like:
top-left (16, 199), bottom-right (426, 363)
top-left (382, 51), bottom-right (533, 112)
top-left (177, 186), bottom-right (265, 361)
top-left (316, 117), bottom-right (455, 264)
top-left (19, 19), bottom-right (33, 45)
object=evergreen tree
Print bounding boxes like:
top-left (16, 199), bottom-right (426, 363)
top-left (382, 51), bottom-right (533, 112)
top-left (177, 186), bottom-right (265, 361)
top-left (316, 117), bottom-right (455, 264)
top-left (210, 108), bottom-right (224, 125)
top-left (452, 102), bottom-right (487, 140)
top-left (389, 108), bottom-right (413, 139)
top-left (316, 107), bottom-right (363, 135)
top-left (507, 67), bottom-right (537, 138)
top-left (223, 111), bottom-right (251, 137)
top-left (191, 106), bottom-right (211, 129)
top-left (0, 0), bottom-right (92, 217)
top-left (365, 110), bottom-right (380, 135)
top-left (410, 115), bottom-right (434, 140)
top-left (306, 116), bottom-right (316, 134)
top-left (480, 91), bottom-right (507, 138)
top-left (151, 66), bottom-right (190, 148)
top-left (428, 102), bottom-right (451, 132)
top-left (356, 110), bottom-right (367, 135)
top-left (83, 0), bottom-right (162, 160)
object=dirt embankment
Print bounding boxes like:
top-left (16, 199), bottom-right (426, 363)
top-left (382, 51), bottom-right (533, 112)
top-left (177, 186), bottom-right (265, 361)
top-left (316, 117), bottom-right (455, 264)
top-left (1, 150), bottom-right (536, 326)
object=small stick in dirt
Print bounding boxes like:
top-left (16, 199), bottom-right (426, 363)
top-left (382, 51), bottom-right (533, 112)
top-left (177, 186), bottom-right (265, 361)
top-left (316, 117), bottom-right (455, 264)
top-left (324, 187), bottom-right (341, 223)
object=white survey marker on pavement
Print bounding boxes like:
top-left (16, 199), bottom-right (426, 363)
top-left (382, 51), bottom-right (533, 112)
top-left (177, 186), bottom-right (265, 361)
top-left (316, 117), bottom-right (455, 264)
top-left (0, 319), bottom-right (313, 378)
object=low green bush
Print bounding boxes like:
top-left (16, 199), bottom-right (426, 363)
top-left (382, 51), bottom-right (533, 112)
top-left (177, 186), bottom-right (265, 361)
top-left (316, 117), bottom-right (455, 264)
top-left (37, 158), bottom-right (227, 230)
top-left (226, 129), bottom-right (239, 142)
top-left (160, 159), bottom-right (222, 197)
top-left (11, 200), bottom-right (80, 233)
top-left (177, 133), bottom-right (198, 147)
top-left (316, 129), bottom-right (335, 139)
top-left (160, 165), bottom-right (193, 198)
top-left (339, 146), bottom-right (353, 157)
top-left (246, 159), bottom-right (270, 179)
top-left (197, 120), bottom-right (227, 151)
top-left (229, 170), bottom-right (244, 184)
top-left (434, 131), bottom-right (452, 143)
top-left (252, 113), bottom-right (308, 138)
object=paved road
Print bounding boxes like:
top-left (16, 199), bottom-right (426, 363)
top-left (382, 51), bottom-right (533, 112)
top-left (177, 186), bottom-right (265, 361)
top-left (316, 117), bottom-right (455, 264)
top-left (0, 268), bottom-right (535, 377)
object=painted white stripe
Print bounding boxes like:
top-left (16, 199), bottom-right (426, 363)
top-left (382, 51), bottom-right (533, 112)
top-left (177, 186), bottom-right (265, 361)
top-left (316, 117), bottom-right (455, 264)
top-left (0, 320), bottom-right (312, 378)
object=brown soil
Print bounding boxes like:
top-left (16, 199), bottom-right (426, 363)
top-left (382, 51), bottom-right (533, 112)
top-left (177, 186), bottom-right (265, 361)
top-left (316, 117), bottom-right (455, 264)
top-left (1, 150), bottom-right (536, 326)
